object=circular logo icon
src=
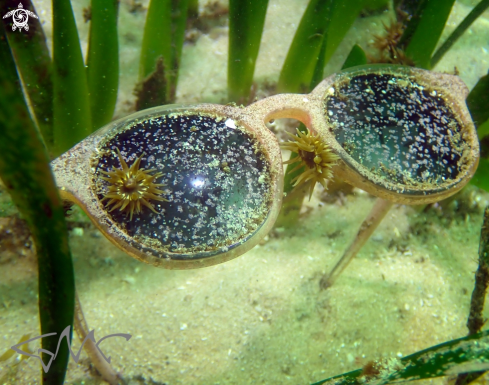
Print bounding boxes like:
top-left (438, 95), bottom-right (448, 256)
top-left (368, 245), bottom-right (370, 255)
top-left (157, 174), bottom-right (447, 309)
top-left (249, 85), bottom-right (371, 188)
top-left (3, 3), bottom-right (38, 32)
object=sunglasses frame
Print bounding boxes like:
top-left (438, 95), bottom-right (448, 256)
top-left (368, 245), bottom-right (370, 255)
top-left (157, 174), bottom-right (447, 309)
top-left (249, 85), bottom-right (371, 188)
top-left (51, 65), bottom-right (479, 269)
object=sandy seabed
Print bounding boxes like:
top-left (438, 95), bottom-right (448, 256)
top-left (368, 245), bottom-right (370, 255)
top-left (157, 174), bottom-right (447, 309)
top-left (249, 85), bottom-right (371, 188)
top-left (2, 187), bottom-right (489, 384)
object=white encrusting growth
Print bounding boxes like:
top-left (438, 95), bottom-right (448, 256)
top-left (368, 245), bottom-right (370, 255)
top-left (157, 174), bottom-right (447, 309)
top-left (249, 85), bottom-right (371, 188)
top-left (325, 73), bottom-right (468, 186)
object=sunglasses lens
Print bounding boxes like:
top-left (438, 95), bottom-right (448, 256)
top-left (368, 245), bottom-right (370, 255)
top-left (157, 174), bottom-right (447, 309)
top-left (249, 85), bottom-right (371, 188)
top-left (93, 112), bottom-right (273, 262)
top-left (325, 71), bottom-right (471, 189)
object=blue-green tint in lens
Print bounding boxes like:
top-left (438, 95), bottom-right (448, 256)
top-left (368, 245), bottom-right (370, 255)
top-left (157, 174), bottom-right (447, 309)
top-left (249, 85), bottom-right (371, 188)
top-left (327, 74), bottom-right (463, 185)
top-left (314, 65), bottom-right (478, 202)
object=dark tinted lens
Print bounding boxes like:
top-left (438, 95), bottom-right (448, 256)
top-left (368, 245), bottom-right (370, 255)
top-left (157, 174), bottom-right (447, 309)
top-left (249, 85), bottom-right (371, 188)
top-left (93, 113), bottom-right (273, 259)
top-left (325, 72), bottom-right (469, 187)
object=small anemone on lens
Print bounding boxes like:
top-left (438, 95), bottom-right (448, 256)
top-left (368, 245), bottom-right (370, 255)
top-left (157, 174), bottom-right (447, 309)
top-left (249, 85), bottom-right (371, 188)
top-left (92, 113), bottom-right (274, 259)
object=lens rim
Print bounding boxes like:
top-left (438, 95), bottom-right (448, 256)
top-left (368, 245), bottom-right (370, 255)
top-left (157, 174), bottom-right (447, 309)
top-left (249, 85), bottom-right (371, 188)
top-left (52, 104), bottom-right (284, 269)
top-left (310, 65), bottom-right (479, 204)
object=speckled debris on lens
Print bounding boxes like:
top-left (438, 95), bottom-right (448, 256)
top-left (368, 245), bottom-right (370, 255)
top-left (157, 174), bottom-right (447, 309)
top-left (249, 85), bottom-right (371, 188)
top-left (92, 113), bottom-right (273, 258)
top-left (325, 73), bottom-right (470, 188)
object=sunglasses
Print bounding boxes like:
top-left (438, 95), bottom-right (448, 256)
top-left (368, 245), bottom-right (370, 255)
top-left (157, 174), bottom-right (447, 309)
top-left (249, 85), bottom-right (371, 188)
top-left (51, 65), bottom-right (479, 269)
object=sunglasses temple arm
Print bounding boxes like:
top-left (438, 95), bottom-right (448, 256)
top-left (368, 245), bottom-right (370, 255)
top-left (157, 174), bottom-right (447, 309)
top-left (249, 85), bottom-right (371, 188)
top-left (319, 198), bottom-right (394, 290)
top-left (74, 292), bottom-right (124, 385)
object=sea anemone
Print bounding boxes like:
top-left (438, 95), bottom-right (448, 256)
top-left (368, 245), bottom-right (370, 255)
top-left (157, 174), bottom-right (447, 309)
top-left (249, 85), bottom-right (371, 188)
top-left (99, 148), bottom-right (168, 220)
top-left (372, 20), bottom-right (404, 54)
top-left (370, 20), bottom-right (414, 65)
top-left (281, 127), bottom-right (339, 200)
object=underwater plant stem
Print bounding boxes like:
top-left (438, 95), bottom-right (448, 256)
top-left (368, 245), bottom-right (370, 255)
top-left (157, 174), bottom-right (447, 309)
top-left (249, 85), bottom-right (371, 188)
top-left (282, 180), bottom-right (313, 205)
top-left (0, 20), bottom-right (75, 384)
top-left (431, 0), bottom-right (489, 68)
top-left (228, 0), bottom-right (269, 103)
top-left (466, 206), bottom-right (489, 335)
top-left (274, 181), bottom-right (309, 229)
top-left (169, 0), bottom-right (190, 91)
top-left (139, 0), bottom-right (189, 106)
top-left (467, 71), bottom-right (489, 129)
top-left (52, 0), bottom-right (92, 156)
top-left (86, 0), bottom-right (119, 131)
top-left (277, 0), bottom-right (363, 93)
top-left (277, 0), bottom-right (335, 93)
top-left (3, 0), bottom-right (54, 154)
top-left (187, 0), bottom-right (198, 18)
top-left (139, 0), bottom-right (171, 80)
top-left (341, 44), bottom-right (367, 70)
top-left (313, 329), bottom-right (489, 385)
top-left (400, 0), bottom-right (456, 68)
top-left (320, 198), bottom-right (393, 289)
top-left (320, 0), bottom-right (365, 67)
top-left (74, 293), bottom-right (123, 385)
top-left (454, 206), bottom-right (489, 384)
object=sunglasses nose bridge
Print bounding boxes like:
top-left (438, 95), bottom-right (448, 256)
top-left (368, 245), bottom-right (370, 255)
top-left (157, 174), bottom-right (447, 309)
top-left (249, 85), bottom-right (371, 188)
top-left (244, 93), bottom-right (320, 129)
